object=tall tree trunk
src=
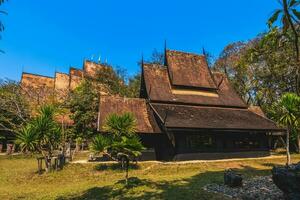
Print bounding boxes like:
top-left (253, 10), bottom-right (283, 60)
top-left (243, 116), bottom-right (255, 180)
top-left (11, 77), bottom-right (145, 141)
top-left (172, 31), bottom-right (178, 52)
top-left (297, 134), bottom-right (300, 154)
top-left (283, 0), bottom-right (300, 94)
top-left (125, 157), bottom-right (129, 185)
top-left (286, 127), bottom-right (291, 166)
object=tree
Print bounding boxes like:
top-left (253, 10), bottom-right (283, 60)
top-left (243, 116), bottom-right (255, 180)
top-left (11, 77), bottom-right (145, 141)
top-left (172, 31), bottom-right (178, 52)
top-left (0, 0), bottom-right (7, 53)
top-left (268, 0), bottom-right (300, 94)
top-left (94, 64), bottom-right (128, 96)
top-left (16, 104), bottom-right (62, 171)
top-left (126, 74), bottom-right (141, 98)
top-left (90, 112), bottom-right (145, 184)
top-left (68, 80), bottom-right (98, 140)
top-left (213, 41), bottom-right (256, 104)
top-left (148, 49), bottom-right (164, 65)
top-left (0, 79), bottom-right (30, 133)
top-left (275, 93), bottom-right (300, 165)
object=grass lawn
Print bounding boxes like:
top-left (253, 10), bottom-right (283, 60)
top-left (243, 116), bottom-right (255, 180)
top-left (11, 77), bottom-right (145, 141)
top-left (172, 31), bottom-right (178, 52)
top-left (0, 154), bottom-right (300, 200)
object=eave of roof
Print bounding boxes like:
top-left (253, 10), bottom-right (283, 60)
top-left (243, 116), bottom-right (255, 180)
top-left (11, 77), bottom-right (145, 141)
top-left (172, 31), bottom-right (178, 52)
top-left (150, 103), bottom-right (283, 132)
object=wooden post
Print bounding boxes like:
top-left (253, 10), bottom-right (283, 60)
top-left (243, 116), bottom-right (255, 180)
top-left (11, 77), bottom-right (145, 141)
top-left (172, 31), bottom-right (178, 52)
top-left (37, 157), bottom-right (43, 174)
top-left (286, 127), bottom-right (291, 166)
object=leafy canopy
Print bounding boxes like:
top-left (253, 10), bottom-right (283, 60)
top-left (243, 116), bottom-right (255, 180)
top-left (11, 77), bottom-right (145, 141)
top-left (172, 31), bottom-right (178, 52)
top-left (15, 104), bottom-right (61, 156)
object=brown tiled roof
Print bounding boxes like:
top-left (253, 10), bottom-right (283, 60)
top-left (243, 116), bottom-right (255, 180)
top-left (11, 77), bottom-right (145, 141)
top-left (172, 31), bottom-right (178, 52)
top-left (151, 103), bottom-right (282, 131)
top-left (142, 64), bottom-right (246, 108)
top-left (98, 96), bottom-right (161, 133)
top-left (54, 72), bottom-right (70, 91)
top-left (70, 68), bottom-right (83, 77)
top-left (166, 50), bottom-right (217, 89)
top-left (21, 72), bottom-right (54, 89)
top-left (69, 68), bottom-right (83, 90)
top-left (248, 106), bottom-right (266, 118)
top-left (83, 60), bottom-right (105, 78)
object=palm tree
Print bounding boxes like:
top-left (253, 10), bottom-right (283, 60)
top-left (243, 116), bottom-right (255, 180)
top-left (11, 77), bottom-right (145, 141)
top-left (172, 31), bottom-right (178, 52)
top-left (277, 93), bottom-right (300, 165)
top-left (268, 0), bottom-right (300, 94)
top-left (91, 112), bottom-right (144, 184)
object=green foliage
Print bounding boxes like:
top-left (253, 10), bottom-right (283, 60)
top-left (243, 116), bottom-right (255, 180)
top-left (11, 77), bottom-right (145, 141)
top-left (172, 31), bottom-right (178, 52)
top-left (90, 112), bottom-right (144, 183)
top-left (16, 125), bottom-right (38, 153)
top-left (95, 64), bottom-right (128, 96)
top-left (68, 80), bottom-right (98, 139)
top-left (89, 134), bottom-right (111, 154)
top-left (110, 135), bottom-right (145, 158)
top-left (214, 28), bottom-right (298, 108)
top-left (90, 112), bottom-right (144, 160)
top-left (103, 112), bottom-right (137, 138)
top-left (268, 0), bottom-right (300, 30)
top-left (277, 93), bottom-right (300, 128)
top-left (268, 0), bottom-right (300, 94)
top-left (127, 74), bottom-right (141, 98)
top-left (15, 104), bottom-right (62, 156)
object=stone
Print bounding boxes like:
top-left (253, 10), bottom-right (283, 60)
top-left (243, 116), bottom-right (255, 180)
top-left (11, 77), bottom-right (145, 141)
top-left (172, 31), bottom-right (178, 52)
top-left (224, 169), bottom-right (243, 187)
top-left (204, 176), bottom-right (284, 200)
top-left (272, 163), bottom-right (300, 200)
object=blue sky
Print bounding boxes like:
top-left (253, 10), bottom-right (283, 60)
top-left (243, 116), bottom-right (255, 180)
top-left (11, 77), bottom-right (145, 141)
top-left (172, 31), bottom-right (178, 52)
top-left (0, 0), bottom-right (278, 81)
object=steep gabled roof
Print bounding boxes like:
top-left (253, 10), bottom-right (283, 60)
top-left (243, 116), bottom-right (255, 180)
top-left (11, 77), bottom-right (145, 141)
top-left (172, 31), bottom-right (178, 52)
top-left (248, 106), bottom-right (266, 118)
top-left (54, 72), bottom-right (70, 91)
top-left (83, 60), bottom-right (106, 78)
top-left (142, 63), bottom-right (247, 108)
top-left (166, 50), bottom-right (217, 90)
top-left (21, 72), bottom-right (55, 89)
top-left (151, 103), bottom-right (282, 131)
top-left (98, 96), bottom-right (161, 134)
top-left (69, 68), bottom-right (83, 90)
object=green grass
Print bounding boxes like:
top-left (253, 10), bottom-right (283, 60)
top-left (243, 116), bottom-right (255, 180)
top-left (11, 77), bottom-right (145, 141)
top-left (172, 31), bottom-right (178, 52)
top-left (0, 154), bottom-right (300, 200)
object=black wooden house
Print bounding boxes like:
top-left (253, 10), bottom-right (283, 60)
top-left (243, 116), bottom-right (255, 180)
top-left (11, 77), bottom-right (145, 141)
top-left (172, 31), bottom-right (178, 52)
top-left (98, 49), bottom-right (283, 161)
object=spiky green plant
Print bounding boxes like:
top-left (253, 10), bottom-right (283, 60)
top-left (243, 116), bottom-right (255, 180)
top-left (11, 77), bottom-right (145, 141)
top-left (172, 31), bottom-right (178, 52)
top-left (103, 112), bottom-right (137, 138)
top-left (16, 125), bottom-right (38, 153)
top-left (89, 134), bottom-right (111, 155)
top-left (91, 112), bottom-right (144, 184)
top-left (277, 93), bottom-right (300, 165)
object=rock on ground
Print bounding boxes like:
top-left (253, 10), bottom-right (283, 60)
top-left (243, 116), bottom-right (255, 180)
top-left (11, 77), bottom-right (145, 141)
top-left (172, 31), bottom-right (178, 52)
top-left (204, 176), bottom-right (284, 200)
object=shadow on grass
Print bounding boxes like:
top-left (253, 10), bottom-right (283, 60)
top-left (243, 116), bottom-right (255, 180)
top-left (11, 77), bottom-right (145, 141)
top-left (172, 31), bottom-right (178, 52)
top-left (93, 163), bottom-right (140, 171)
top-left (56, 165), bottom-right (272, 200)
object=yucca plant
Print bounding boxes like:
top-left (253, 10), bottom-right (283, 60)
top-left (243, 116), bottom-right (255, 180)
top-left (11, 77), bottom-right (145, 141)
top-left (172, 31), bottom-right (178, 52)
top-left (16, 124), bottom-right (38, 153)
top-left (277, 93), bottom-right (300, 165)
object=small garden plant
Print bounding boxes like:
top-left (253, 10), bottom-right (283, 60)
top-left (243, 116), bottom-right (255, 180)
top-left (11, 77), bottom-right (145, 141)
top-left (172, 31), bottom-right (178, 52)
top-left (89, 112), bottom-right (145, 184)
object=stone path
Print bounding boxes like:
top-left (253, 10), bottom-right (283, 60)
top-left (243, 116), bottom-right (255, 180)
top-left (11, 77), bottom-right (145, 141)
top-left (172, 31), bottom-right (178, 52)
top-left (71, 155), bottom-right (287, 164)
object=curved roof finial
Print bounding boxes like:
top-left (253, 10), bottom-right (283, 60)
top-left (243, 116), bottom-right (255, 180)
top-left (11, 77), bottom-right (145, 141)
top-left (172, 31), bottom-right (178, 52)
top-left (202, 46), bottom-right (206, 56)
top-left (141, 53), bottom-right (144, 67)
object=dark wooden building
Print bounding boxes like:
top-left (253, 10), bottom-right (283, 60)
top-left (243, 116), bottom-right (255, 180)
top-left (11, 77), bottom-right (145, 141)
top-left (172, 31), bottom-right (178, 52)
top-left (98, 49), bottom-right (283, 161)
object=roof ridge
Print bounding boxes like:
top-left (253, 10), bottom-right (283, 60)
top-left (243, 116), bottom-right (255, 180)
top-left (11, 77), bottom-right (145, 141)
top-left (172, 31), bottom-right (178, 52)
top-left (101, 95), bottom-right (146, 102)
top-left (22, 72), bottom-right (54, 79)
top-left (167, 49), bottom-right (205, 57)
top-left (55, 71), bottom-right (69, 76)
top-left (150, 102), bottom-right (249, 111)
